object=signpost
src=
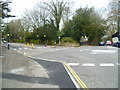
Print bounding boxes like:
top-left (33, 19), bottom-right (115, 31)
top-left (44, 35), bottom-right (47, 46)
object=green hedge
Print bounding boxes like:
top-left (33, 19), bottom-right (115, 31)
top-left (30, 39), bottom-right (39, 44)
top-left (9, 39), bottom-right (56, 45)
top-left (61, 37), bottom-right (78, 43)
top-left (10, 39), bottom-right (24, 43)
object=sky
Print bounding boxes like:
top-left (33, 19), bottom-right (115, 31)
top-left (5, 0), bottom-right (110, 21)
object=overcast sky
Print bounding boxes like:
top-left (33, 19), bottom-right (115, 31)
top-left (5, 0), bottom-right (109, 21)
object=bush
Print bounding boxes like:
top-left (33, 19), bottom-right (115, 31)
top-left (61, 37), bottom-right (79, 46)
top-left (12, 39), bottom-right (24, 43)
top-left (61, 37), bottom-right (78, 43)
top-left (30, 39), bottom-right (39, 44)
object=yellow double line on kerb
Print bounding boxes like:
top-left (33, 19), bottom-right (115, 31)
top-left (25, 54), bottom-right (89, 90)
top-left (61, 61), bottom-right (89, 90)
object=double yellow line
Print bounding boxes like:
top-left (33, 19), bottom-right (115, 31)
top-left (25, 54), bottom-right (89, 89)
top-left (63, 62), bottom-right (89, 90)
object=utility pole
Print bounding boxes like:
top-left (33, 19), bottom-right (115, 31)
top-left (118, 1), bottom-right (120, 41)
top-left (118, 1), bottom-right (120, 90)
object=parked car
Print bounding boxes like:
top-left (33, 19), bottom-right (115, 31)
top-left (99, 42), bottom-right (105, 46)
top-left (112, 42), bottom-right (120, 47)
top-left (105, 41), bottom-right (112, 46)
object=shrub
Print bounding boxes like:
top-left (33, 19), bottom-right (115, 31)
top-left (61, 37), bottom-right (79, 46)
top-left (30, 39), bottom-right (39, 44)
top-left (61, 37), bottom-right (78, 43)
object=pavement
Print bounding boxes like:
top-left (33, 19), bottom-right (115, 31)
top-left (1, 45), bottom-right (77, 89)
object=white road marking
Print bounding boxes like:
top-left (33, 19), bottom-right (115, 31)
top-left (63, 64), bottom-right (80, 88)
top-left (64, 47), bottom-right (69, 49)
top-left (91, 53), bottom-right (97, 54)
top-left (11, 67), bottom-right (24, 74)
top-left (80, 50), bottom-right (83, 52)
top-left (18, 48), bottom-right (22, 50)
top-left (24, 48), bottom-right (28, 49)
top-left (91, 50), bottom-right (117, 54)
top-left (50, 48), bottom-right (70, 52)
top-left (100, 63), bottom-right (114, 66)
top-left (24, 52), bottom-right (26, 55)
top-left (83, 63), bottom-right (95, 66)
top-left (13, 48), bottom-right (17, 50)
top-left (115, 63), bottom-right (120, 66)
top-left (0, 56), bottom-right (4, 58)
top-left (67, 63), bottom-right (79, 66)
top-left (55, 49), bottom-right (60, 50)
top-left (107, 46), bottom-right (118, 49)
top-left (42, 58), bottom-right (49, 60)
top-left (51, 50), bottom-right (56, 52)
top-left (36, 47), bottom-right (46, 49)
top-left (85, 49), bottom-right (91, 50)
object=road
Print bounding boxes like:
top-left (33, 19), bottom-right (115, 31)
top-left (1, 45), bottom-right (78, 89)
top-left (7, 43), bottom-right (119, 89)
top-left (34, 46), bottom-right (118, 88)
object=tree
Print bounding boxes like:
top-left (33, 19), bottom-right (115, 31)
top-left (106, 0), bottom-right (119, 38)
top-left (63, 7), bottom-right (93, 44)
top-left (22, 0), bottom-right (71, 43)
top-left (7, 19), bottom-right (24, 39)
top-left (107, 0), bottom-right (119, 23)
top-left (0, 0), bottom-right (15, 44)
top-left (0, 0), bottom-right (15, 19)
top-left (0, 0), bottom-right (11, 19)
top-left (63, 7), bottom-right (108, 45)
top-left (43, 0), bottom-right (71, 31)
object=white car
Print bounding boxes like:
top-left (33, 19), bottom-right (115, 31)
top-left (105, 41), bottom-right (112, 45)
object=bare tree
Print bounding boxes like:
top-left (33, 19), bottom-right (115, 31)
top-left (22, 3), bottom-right (50, 31)
top-left (42, 0), bottom-right (71, 30)
top-left (105, 0), bottom-right (119, 39)
top-left (8, 19), bottom-right (24, 39)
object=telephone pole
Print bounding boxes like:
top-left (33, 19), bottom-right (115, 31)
top-left (118, 1), bottom-right (120, 41)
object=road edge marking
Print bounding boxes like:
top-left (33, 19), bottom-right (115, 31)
top-left (63, 62), bottom-right (89, 90)
top-left (62, 63), bottom-right (80, 88)
top-left (22, 53), bottom-right (88, 89)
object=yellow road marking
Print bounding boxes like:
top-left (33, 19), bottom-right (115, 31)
top-left (23, 55), bottom-right (89, 89)
top-left (63, 62), bottom-right (89, 90)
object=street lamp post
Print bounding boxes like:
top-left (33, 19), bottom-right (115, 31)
top-left (58, 35), bottom-right (61, 45)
